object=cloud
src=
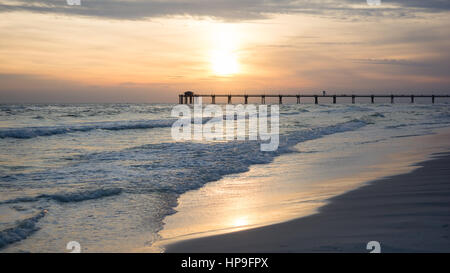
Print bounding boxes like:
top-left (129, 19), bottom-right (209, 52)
top-left (346, 0), bottom-right (450, 12)
top-left (351, 58), bottom-right (425, 66)
top-left (0, 0), bottom-right (449, 21)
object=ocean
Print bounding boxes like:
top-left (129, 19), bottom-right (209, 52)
top-left (1, 102), bottom-right (449, 252)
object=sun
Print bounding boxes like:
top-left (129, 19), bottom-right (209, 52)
top-left (211, 50), bottom-right (239, 76)
top-left (209, 24), bottom-right (240, 76)
top-left (232, 216), bottom-right (248, 227)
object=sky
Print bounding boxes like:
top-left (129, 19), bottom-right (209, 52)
top-left (0, 0), bottom-right (449, 103)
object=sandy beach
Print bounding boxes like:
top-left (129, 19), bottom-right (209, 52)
top-left (167, 152), bottom-right (450, 253)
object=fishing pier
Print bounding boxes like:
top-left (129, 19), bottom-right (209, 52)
top-left (179, 91), bottom-right (450, 104)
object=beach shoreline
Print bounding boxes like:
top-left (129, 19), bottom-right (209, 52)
top-left (166, 151), bottom-right (450, 253)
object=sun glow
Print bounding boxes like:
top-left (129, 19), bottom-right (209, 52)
top-left (210, 24), bottom-right (240, 76)
top-left (232, 216), bottom-right (248, 227)
top-left (211, 50), bottom-right (239, 76)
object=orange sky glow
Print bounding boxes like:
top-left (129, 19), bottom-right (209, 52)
top-left (1, 1), bottom-right (450, 102)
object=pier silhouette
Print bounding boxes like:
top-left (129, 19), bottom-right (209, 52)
top-left (179, 91), bottom-right (449, 104)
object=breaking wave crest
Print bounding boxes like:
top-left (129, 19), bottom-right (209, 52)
top-left (0, 119), bottom-right (175, 139)
top-left (0, 210), bottom-right (47, 249)
top-left (0, 188), bottom-right (122, 205)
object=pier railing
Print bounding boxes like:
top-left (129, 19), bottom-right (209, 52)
top-left (178, 92), bottom-right (450, 104)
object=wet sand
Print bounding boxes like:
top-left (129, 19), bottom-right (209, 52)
top-left (167, 152), bottom-right (450, 253)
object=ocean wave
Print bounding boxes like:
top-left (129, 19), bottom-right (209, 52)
top-left (0, 115), bottom-right (219, 139)
top-left (0, 119), bottom-right (368, 249)
top-left (0, 119), bottom-right (176, 139)
top-left (392, 134), bottom-right (424, 138)
top-left (282, 119), bottom-right (368, 149)
top-left (385, 123), bottom-right (407, 129)
top-left (0, 210), bottom-right (47, 249)
top-left (370, 112), bottom-right (385, 118)
top-left (0, 188), bottom-right (122, 205)
top-left (73, 119), bottom-right (369, 195)
top-left (318, 105), bottom-right (373, 114)
top-left (280, 110), bottom-right (309, 115)
top-left (1, 119), bottom-right (369, 199)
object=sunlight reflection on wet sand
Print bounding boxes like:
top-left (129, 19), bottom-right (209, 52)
top-left (149, 128), bottom-right (450, 252)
